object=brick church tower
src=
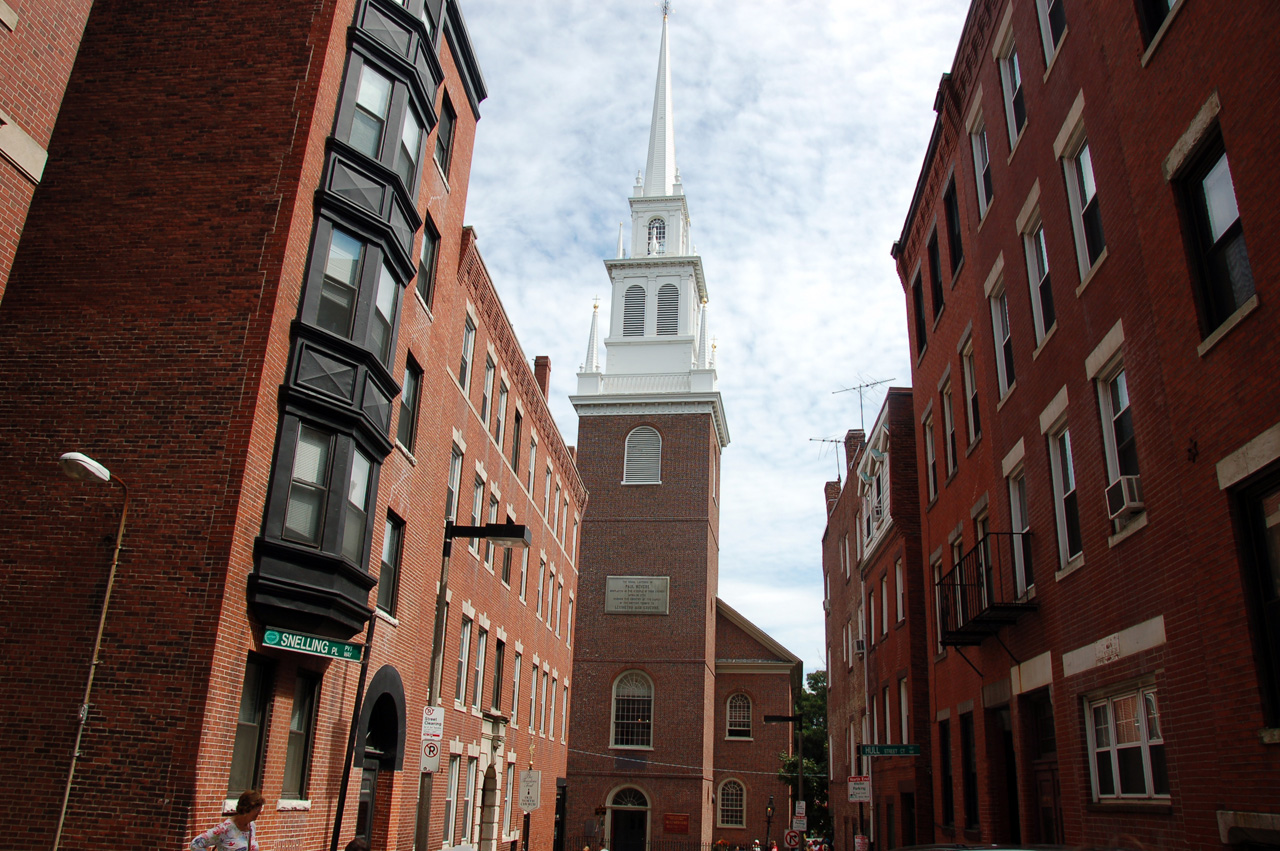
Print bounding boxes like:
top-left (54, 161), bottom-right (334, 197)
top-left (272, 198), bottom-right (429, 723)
top-left (564, 14), bottom-right (799, 851)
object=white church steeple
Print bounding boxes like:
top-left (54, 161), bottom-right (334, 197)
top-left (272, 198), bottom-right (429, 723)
top-left (573, 12), bottom-right (728, 448)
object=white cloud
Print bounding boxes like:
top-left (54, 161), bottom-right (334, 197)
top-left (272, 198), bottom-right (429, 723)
top-left (461, 0), bottom-right (968, 673)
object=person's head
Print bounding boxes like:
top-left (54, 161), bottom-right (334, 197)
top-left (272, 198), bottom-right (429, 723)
top-left (235, 790), bottom-right (265, 815)
top-left (345, 839), bottom-right (370, 851)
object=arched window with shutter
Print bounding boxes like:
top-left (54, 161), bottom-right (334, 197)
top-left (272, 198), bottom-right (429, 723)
top-left (623, 427), bottom-right (661, 484)
top-left (623, 285), bottom-right (646, 337)
top-left (611, 671), bottom-right (653, 748)
top-left (647, 218), bottom-right (666, 255)
top-left (656, 284), bottom-right (679, 335)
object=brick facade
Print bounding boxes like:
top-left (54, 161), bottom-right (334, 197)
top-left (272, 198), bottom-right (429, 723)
top-left (890, 1), bottom-right (1280, 848)
top-left (0, 1), bottom-right (583, 849)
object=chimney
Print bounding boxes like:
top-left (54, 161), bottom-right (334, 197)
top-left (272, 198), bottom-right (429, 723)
top-left (534, 355), bottom-right (551, 397)
top-left (824, 480), bottom-right (842, 503)
top-left (844, 429), bottom-right (866, 471)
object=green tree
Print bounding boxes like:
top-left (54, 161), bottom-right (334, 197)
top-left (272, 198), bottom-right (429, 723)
top-left (776, 670), bottom-right (829, 839)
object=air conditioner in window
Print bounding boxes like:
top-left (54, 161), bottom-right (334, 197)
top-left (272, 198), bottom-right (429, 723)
top-left (823, 599), bottom-right (831, 613)
top-left (854, 638), bottom-right (866, 656)
top-left (1106, 474), bottom-right (1145, 519)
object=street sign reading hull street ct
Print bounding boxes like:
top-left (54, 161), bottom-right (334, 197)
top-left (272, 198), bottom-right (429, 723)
top-left (856, 744), bottom-right (920, 756)
top-left (264, 627), bottom-right (363, 662)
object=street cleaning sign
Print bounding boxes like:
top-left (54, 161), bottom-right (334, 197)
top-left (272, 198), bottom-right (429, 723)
top-left (264, 628), bottom-right (363, 662)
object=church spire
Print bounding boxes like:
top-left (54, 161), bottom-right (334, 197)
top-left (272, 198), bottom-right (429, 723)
top-left (583, 299), bottom-right (602, 373)
top-left (642, 13), bottom-right (677, 197)
top-left (696, 302), bottom-right (710, 368)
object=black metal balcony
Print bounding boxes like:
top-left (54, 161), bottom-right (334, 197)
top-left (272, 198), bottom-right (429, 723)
top-left (937, 532), bottom-right (1037, 646)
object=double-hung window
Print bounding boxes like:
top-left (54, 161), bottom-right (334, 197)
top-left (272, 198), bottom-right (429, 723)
top-left (962, 343), bottom-right (981, 443)
top-left (1181, 134), bottom-right (1254, 335)
top-left (317, 228), bottom-right (363, 339)
top-left (459, 316), bottom-right (476, 391)
top-left (282, 423), bottom-right (374, 567)
top-left (511, 411), bottom-right (523, 470)
top-left (469, 476), bottom-right (484, 554)
top-left (990, 288), bottom-right (1016, 395)
top-left (1036, 0), bottom-right (1067, 62)
top-left (924, 416), bottom-right (938, 502)
top-left (895, 559), bottom-right (905, 622)
top-left (1049, 426), bottom-right (1083, 565)
top-left (480, 357), bottom-right (495, 424)
top-left (999, 41), bottom-right (1026, 146)
top-left (434, 94), bottom-right (456, 178)
top-left (942, 383), bottom-right (957, 477)
top-left (471, 628), bottom-right (488, 710)
top-left (495, 381), bottom-right (509, 449)
top-left (1086, 687), bottom-right (1169, 799)
top-left (912, 273), bottom-right (927, 356)
top-left (377, 514), bottom-right (404, 615)
top-left (442, 755), bottom-right (460, 844)
top-left (444, 445), bottom-right (463, 522)
top-left (397, 359), bottom-right (422, 451)
top-left (342, 57), bottom-right (425, 200)
top-left (511, 653), bottom-right (522, 726)
top-left (1136, 0), bottom-right (1175, 47)
top-left (395, 106), bottom-right (423, 191)
top-left (282, 671), bottom-right (319, 800)
top-left (455, 617), bottom-right (473, 704)
top-left (417, 218), bottom-right (439, 310)
top-left (484, 495), bottom-right (499, 570)
top-left (491, 640), bottom-right (505, 712)
top-left (944, 179), bottom-right (963, 273)
top-left (350, 65), bottom-right (392, 159)
top-left (461, 758), bottom-right (477, 843)
top-left (1024, 221), bottom-right (1056, 342)
top-left (1009, 470), bottom-right (1033, 595)
top-left (1064, 135), bottom-right (1106, 274)
top-left (308, 224), bottom-right (407, 368)
top-left (971, 120), bottom-right (994, 217)
top-left (229, 656), bottom-right (273, 794)
top-left (1098, 366), bottom-right (1142, 527)
top-left (928, 232), bottom-right (945, 320)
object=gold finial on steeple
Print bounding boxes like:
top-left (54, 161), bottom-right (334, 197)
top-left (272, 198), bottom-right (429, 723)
top-left (661, 0), bottom-right (672, 17)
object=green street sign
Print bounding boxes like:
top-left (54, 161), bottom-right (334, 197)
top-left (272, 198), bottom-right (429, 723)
top-left (857, 744), bottom-right (921, 756)
top-left (264, 627), bottom-right (363, 662)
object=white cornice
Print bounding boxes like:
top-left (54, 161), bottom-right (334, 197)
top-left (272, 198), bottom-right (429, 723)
top-left (570, 391), bottom-right (729, 447)
top-left (605, 255), bottom-right (707, 303)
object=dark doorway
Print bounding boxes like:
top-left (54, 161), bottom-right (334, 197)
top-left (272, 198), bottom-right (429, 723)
top-left (553, 781), bottom-right (567, 851)
top-left (613, 809), bottom-right (647, 851)
top-left (1023, 689), bottom-right (1062, 843)
top-left (990, 707), bottom-right (1021, 844)
top-left (356, 761), bottom-right (379, 844)
top-left (901, 793), bottom-right (916, 847)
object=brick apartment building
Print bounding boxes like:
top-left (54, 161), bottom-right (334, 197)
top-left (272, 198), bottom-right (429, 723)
top-left (889, 0), bottom-right (1280, 847)
top-left (564, 16), bottom-right (801, 851)
top-left (823, 390), bottom-right (932, 851)
top-left (0, 0), bottom-right (94, 299)
top-left (0, 1), bottom-right (583, 849)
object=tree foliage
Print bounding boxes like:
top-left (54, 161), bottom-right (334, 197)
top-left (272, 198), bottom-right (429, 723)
top-left (776, 670), bottom-right (830, 839)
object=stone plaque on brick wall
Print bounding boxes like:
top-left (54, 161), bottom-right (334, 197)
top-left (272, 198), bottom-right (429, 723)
top-left (604, 575), bottom-right (669, 614)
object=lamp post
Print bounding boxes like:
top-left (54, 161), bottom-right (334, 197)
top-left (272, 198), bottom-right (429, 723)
top-left (764, 713), bottom-right (804, 840)
top-left (53, 452), bottom-right (129, 851)
top-left (765, 795), bottom-right (774, 848)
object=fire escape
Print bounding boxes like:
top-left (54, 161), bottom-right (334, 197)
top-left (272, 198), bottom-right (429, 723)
top-left (936, 532), bottom-right (1037, 646)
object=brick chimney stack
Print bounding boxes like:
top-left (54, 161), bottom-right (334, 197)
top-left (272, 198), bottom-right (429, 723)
top-left (844, 429), bottom-right (866, 472)
top-left (534, 356), bottom-right (551, 397)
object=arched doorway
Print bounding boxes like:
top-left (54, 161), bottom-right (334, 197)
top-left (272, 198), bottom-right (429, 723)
top-left (608, 787), bottom-right (648, 851)
top-left (355, 666), bottom-right (406, 848)
top-left (478, 764), bottom-right (500, 851)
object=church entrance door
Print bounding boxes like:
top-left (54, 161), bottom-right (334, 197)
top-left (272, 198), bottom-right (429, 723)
top-left (613, 809), bottom-right (647, 851)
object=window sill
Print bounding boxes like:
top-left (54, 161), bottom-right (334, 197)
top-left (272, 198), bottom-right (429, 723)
top-left (1085, 800), bottom-right (1173, 816)
top-left (996, 382), bottom-right (1017, 411)
top-left (433, 156), bottom-right (452, 193)
top-left (414, 287), bottom-right (434, 321)
top-left (724, 736), bottom-right (755, 742)
top-left (949, 256), bottom-right (966, 287)
top-left (609, 744), bottom-right (655, 752)
top-left (1006, 127), bottom-right (1026, 164)
top-left (1031, 324), bottom-right (1058, 360)
top-left (931, 304), bottom-right (947, 333)
top-left (1140, 0), bottom-right (1187, 68)
top-left (934, 649), bottom-right (948, 663)
top-left (965, 435), bottom-right (982, 458)
top-left (395, 440), bottom-right (418, 465)
top-left (944, 469), bottom-right (958, 488)
top-left (975, 203), bottom-right (993, 235)
top-left (620, 480), bottom-right (662, 486)
top-left (915, 342), bottom-right (929, 368)
top-left (1042, 32), bottom-right (1068, 83)
top-left (374, 608), bottom-right (400, 628)
top-left (1197, 294), bottom-right (1259, 358)
top-left (1075, 247), bottom-right (1109, 297)
top-left (1055, 553), bottom-right (1086, 581)
top-left (277, 799), bottom-right (312, 812)
top-left (1107, 511), bottom-right (1149, 547)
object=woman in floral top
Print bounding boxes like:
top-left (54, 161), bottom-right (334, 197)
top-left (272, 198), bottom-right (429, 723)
top-left (190, 790), bottom-right (264, 851)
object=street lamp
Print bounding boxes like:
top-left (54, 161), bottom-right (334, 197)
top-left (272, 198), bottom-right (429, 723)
top-left (765, 794), bottom-right (775, 848)
top-left (764, 713), bottom-right (804, 842)
top-left (53, 452), bottom-right (129, 851)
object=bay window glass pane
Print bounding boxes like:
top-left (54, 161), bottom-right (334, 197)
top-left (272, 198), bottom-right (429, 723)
top-left (286, 426), bottom-right (330, 544)
top-left (351, 66), bottom-right (392, 158)
top-left (371, 262), bottom-right (398, 364)
top-left (319, 229), bottom-right (362, 337)
top-left (342, 450), bottom-right (372, 563)
top-left (398, 109), bottom-right (423, 189)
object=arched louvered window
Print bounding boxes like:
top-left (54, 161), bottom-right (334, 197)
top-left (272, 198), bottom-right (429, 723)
top-left (623, 285), bottom-right (646, 337)
top-left (717, 779), bottom-right (745, 827)
top-left (647, 218), bottom-right (666, 255)
top-left (727, 693), bottom-right (752, 738)
top-left (656, 284), bottom-right (679, 335)
top-left (623, 427), bottom-right (661, 484)
top-left (611, 671), bottom-right (653, 747)
top-left (611, 787), bottom-right (648, 808)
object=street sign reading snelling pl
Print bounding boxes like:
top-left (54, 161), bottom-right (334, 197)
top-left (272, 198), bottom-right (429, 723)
top-left (264, 628), bottom-right (363, 662)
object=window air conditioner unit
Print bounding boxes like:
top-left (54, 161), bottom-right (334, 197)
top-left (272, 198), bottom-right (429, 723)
top-left (1106, 474), bottom-right (1144, 519)
top-left (823, 599), bottom-right (831, 613)
top-left (854, 638), bottom-right (866, 655)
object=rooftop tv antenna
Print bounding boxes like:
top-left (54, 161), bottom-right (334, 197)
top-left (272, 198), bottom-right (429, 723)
top-left (834, 376), bottom-right (895, 431)
top-left (809, 437), bottom-right (845, 483)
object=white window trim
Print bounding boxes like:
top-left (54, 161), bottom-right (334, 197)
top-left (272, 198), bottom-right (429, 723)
top-left (1085, 684), bottom-right (1169, 801)
top-left (716, 778), bottom-right (747, 828)
top-left (1035, 0), bottom-right (1068, 71)
top-left (993, 7), bottom-right (1025, 150)
top-left (609, 670), bottom-right (655, 750)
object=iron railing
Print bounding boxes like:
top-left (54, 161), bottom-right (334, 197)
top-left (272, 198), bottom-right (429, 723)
top-left (936, 532), bottom-right (1036, 646)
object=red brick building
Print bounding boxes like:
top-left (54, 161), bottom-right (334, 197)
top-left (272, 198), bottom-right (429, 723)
top-left (564, 15), bottom-right (800, 851)
top-left (0, 1), bottom-right (582, 849)
top-left (891, 1), bottom-right (1280, 848)
top-left (823, 390), bottom-right (932, 851)
top-left (0, 0), bottom-right (94, 299)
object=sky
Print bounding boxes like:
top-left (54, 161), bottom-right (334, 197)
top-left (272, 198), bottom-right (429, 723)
top-left (459, 0), bottom-right (970, 675)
